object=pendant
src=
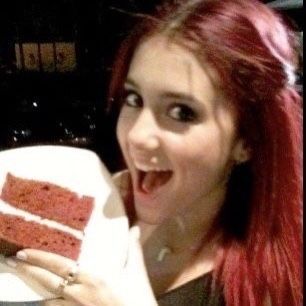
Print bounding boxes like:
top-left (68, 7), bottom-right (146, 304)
top-left (157, 246), bottom-right (172, 262)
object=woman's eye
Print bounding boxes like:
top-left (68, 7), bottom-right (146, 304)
top-left (123, 91), bottom-right (142, 108)
top-left (167, 104), bottom-right (197, 122)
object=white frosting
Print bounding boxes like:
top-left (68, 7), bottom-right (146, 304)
top-left (0, 199), bottom-right (83, 240)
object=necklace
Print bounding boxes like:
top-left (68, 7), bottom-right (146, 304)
top-left (155, 216), bottom-right (200, 263)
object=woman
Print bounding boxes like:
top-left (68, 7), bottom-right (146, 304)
top-left (5, 0), bottom-right (302, 305)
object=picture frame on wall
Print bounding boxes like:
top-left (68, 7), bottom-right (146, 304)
top-left (55, 42), bottom-right (77, 72)
top-left (22, 43), bottom-right (40, 71)
top-left (40, 43), bottom-right (56, 72)
top-left (14, 42), bottom-right (77, 72)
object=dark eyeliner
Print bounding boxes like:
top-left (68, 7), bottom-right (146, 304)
top-left (122, 89), bottom-right (142, 108)
top-left (167, 103), bottom-right (197, 122)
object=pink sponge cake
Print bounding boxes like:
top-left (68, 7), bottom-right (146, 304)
top-left (0, 214), bottom-right (81, 260)
top-left (0, 173), bottom-right (94, 260)
top-left (1, 173), bottom-right (93, 230)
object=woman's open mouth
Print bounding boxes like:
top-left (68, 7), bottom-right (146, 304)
top-left (136, 168), bottom-right (173, 194)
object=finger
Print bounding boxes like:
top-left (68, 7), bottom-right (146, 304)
top-left (6, 258), bottom-right (64, 294)
top-left (15, 249), bottom-right (86, 283)
top-left (7, 258), bottom-right (85, 300)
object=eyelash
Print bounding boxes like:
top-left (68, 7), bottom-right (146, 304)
top-left (121, 89), bottom-right (197, 123)
top-left (122, 90), bottom-right (143, 108)
top-left (167, 103), bottom-right (197, 122)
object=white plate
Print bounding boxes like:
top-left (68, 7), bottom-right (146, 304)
top-left (0, 145), bottom-right (129, 302)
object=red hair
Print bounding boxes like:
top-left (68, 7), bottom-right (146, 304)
top-left (107, 1), bottom-right (302, 305)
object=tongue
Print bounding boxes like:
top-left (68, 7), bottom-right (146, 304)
top-left (141, 171), bottom-right (172, 193)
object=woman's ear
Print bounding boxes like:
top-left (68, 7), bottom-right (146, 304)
top-left (232, 139), bottom-right (251, 164)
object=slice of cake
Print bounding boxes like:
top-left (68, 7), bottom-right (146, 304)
top-left (0, 214), bottom-right (81, 260)
top-left (0, 173), bottom-right (94, 260)
top-left (1, 173), bottom-right (93, 230)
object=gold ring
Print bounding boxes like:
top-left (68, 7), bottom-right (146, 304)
top-left (66, 263), bottom-right (79, 284)
top-left (56, 263), bottom-right (79, 296)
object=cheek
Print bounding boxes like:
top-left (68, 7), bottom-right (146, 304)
top-left (116, 119), bottom-right (124, 147)
top-left (170, 131), bottom-right (221, 165)
top-left (116, 120), bottom-right (130, 167)
top-left (116, 114), bottom-right (130, 149)
top-left (195, 124), bottom-right (236, 163)
top-left (170, 129), bottom-right (234, 180)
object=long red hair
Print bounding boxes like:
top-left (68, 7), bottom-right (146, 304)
top-left (107, 1), bottom-right (302, 305)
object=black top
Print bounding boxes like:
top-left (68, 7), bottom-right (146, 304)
top-left (157, 273), bottom-right (225, 306)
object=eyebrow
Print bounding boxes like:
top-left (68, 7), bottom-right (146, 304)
top-left (124, 78), bottom-right (202, 106)
top-left (160, 92), bottom-right (202, 106)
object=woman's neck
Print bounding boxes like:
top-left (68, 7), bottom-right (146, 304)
top-left (137, 184), bottom-right (226, 254)
top-left (135, 189), bottom-right (225, 294)
top-left (137, 214), bottom-right (222, 295)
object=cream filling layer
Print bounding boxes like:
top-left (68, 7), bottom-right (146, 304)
top-left (0, 199), bottom-right (83, 240)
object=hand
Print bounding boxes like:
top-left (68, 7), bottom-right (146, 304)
top-left (5, 226), bottom-right (157, 306)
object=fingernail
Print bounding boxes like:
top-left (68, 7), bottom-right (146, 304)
top-left (16, 251), bottom-right (27, 261)
top-left (5, 258), bottom-right (17, 268)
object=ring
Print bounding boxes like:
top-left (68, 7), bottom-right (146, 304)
top-left (56, 278), bottom-right (69, 296)
top-left (55, 263), bottom-right (79, 296)
top-left (66, 263), bottom-right (79, 284)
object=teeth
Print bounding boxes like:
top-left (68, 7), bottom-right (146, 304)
top-left (134, 162), bottom-right (171, 172)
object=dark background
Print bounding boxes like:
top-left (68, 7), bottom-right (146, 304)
top-left (0, 0), bottom-right (303, 173)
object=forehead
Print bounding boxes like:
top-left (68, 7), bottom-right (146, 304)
top-left (127, 35), bottom-right (216, 104)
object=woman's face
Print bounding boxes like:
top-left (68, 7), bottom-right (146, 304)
top-left (117, 35), bottom-right (246, 224)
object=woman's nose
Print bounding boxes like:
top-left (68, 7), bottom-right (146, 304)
top-left (127, 109), bottom-right (160, 151)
